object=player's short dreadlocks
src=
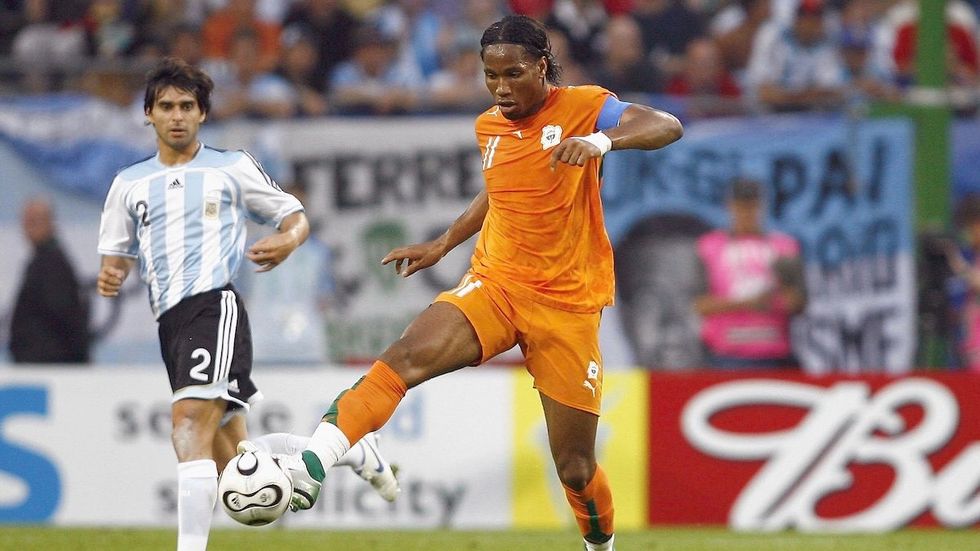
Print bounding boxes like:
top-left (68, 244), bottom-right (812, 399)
top-left (480, 15), bottom-right (562, 85)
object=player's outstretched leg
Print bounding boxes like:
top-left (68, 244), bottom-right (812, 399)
top-left (283, 360), bottom-right (408, 510)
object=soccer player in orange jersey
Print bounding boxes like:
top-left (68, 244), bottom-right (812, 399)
top-left (267, 14), bottom-right (682, 550)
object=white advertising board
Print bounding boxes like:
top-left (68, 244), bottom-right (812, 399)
top-left (0, 367), bottom-right (512, 528)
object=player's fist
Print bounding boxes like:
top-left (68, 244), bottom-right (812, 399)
top-left (97, 266), bottom-right (127, 297)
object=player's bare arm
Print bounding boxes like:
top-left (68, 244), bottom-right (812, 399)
top-left (382, 190), bottom-right (489, 277)
top-left (550, 104), bottom-right (684, 169)
top-left (97, 255), bottom-right (135, 297)
top-left (246, 210), bottom-right (310, 272)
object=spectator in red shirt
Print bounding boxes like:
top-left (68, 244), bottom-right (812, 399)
top-left (202, 0), bottom-right (281, 72)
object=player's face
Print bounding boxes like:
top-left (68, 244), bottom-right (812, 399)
top-left (482, 43), bottom-right (549, 120)
top-left (146, 86), bottom-right (206, 153)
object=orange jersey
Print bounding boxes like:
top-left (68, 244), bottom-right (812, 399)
top-left (472, 85), bottom-right (615, 313)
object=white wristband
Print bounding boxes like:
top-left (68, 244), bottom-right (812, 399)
top-left (575, 132), bottom-right (612, 156)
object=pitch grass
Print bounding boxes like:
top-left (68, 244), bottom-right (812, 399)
top-left (2, 527), bottom-right (980, 550)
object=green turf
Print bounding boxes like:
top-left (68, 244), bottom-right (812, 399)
top-left (1, 527), bottom-right (980, 550)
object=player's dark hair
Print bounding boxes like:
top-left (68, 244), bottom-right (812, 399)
top-left (480, 15), bottom-right (562, 85)
top-left (143, 57), bottom-right (213, 116)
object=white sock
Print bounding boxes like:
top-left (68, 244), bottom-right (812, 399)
top-left (585, 534), bottom-right (615, 551)
top-left (305, 422), bottom-right (351, 471)
top-left (177, 459), bottom-right (217, 551)
top-left (251, 432), bottom-right (310, 455)
top-left (335, 435), bottom-right (370, 468)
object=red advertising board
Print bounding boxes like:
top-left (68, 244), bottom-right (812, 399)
top-left (648, 372), bottom-right (980, 531)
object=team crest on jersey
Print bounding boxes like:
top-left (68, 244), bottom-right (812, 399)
top-left (204, 191), bottom-right (221, 220)
top-left (541, 125), bottom-right (562, 150)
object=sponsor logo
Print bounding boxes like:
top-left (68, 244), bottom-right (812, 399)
top-left (680, 378), bottom-right (980, 531)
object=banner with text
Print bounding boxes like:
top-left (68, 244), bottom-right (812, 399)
top-left (603, 115), bottom-right (915, 372)
top-left (648, 371), bottom-right (980, 531)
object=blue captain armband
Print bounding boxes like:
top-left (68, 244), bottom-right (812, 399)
top-left (596, 95), bottom-right (632, 131)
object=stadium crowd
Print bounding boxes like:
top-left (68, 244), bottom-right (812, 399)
top-left (2, 0), bottom-right (978, 118)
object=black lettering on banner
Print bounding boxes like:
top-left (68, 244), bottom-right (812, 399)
top-left (373, 155), bottom-right (407, 205)
top-left (863, 217), bottom-right (899, 291)
top-left (686, 148), bottom-right (732, 206)
top-left (812, 149), bottom-right (856, 217)
top-left (116, 402), bottom-right (172, 441)
top-left (867, 137), bottom-right (887, 203)
top-left (770, 155), bottom-right (806, 220)
top-left (802, 306), bottom-right (898, 368)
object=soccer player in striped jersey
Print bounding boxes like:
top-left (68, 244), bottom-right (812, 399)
top-left (97, 58), bottom-right (398, 551)
top-left (268, 15), bottom-right (683, 551)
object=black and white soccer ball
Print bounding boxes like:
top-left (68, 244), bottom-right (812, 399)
top-left (218, 449), bottom-right (293, 526)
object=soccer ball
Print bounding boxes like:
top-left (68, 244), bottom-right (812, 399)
top-left (218, 449), bottom-right (293, 526)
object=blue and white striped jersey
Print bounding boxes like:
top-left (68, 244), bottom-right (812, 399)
top-left (98, 144), bottom-right (303, 318)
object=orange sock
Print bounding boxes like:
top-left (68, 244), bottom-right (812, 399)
top-left (563, 464), bottom-right (615, 544)
top-left (322, 360), bottom-right (407, 445)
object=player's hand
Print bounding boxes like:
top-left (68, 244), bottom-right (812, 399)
top-left (247, 233), bottom-right (298, 272)
top-left (381, 240), bottom-right (446, 278)
top-left (97, 266), bottom-right (126, 297)
top-left (549, 137), bottom-right (602, 170)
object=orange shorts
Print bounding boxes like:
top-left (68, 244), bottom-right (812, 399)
top-left (435, 273), bottom-right (604, 415)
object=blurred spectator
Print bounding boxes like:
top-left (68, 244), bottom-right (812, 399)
top-left (0, 0), bottom-right (26, 55)
top-left (329, 25), bottom-right (422, 114)
top-left (545, 25), bottom-right (594, 85)
top-left (275, 26), bottom-right (331, 116)
top-left (84, 0), bottom-right (136, 58)
top-left (745, 0), bottom-right (847, 112)
top-left (693, 179), bottom-right (806, 370)
top-left (665, 37), bottom-right (745, 117)
top-left (944, 194), bottom-right (980, 372)
top-left (839, 0), bottom-right (899, 104)
top-left (12, 0), bottom-right (88, 91)
top-left (202, 0), bottom-right (282, 72)
top-left (591, 15), bottom-right (663, 97)
top-left (427, 38), bottom-right (487, 113)
top-left (282, 0), bottom-right (361, 93)
top-left (167, 23), bottom-right (206, 66)
top-left (437, 0), bottom-right (504, 66)
top-left (207, 29), bottom-right (295, 119)
top-left (373, 0), bottom-right (445, 79)
top-left (632, 0), bottom-right (707, 78)
top-left (712, 0), bottom-right (771, 83)
top-left (545, 0), bottom-right (608, 67)
top-left (9, 197), bottom-right (90, 364)
top-left (132, 0), bottom-right (197, 54)
top-left (508, 0), bottom-right (555, 21)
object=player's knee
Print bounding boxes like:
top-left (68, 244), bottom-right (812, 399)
top-left (381, 338), bottom-right (436, 388)
top-left (555, 455), bottom-right (596, 491)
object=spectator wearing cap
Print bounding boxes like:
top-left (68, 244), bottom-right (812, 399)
top-left (328, 25), bottom-right (423, 115)
top-left (693, 178), bottom-right (807, 370)
top-left (745, 0), bottom-right (848, 112)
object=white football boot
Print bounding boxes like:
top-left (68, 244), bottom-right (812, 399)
top-left (272, 453), bottom-right (322, 512)
top-left (351, 433), bottom-right (400, 502)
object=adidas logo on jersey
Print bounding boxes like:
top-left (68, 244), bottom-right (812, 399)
top-left (168, 178), bottom-right (183, 190)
